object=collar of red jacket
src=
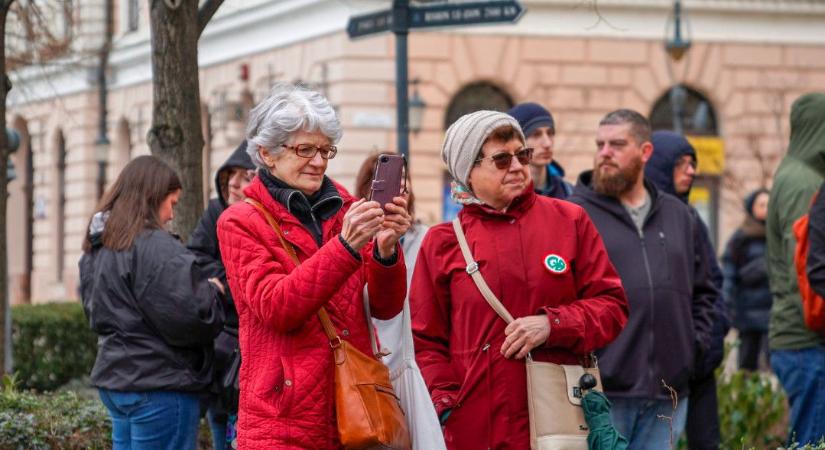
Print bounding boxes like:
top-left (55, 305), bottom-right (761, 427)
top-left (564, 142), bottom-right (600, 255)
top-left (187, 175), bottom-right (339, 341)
top-left (462, 184), bottom-right (537, 220)
top-left (242, 175), bottom-right (354, 227)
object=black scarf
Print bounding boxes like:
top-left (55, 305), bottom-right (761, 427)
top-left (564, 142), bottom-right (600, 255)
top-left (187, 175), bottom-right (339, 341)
top-left (258, 169), bottom-right (343, 246)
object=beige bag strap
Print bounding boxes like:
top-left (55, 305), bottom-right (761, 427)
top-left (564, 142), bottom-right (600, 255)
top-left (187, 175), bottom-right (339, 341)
top-left (452, 218), bottom-right (515, 324)
top-left (245, 198), bottom-right (341, 345)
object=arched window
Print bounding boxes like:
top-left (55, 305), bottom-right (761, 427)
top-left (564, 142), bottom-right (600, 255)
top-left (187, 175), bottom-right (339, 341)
top-left (54, 130), bottom-right (66, 282)
top-left (444, 81), bottom-right (514, 130)
top-left (650, 85), bottom-right (722, 245)
top-left (650, 85), bottom-right (718, 136)
top-left (442, 81), bottom-right (515, 221)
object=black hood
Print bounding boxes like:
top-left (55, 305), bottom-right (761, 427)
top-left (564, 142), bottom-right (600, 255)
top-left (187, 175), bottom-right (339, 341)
top-left (645, 131), bottom-right (696, 202)
top-left (215, 140), bottom-right (256, 208)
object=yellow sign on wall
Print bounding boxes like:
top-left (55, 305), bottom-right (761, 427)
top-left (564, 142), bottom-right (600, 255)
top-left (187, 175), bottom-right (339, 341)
top-left (686, 136), bottom-right (725, 175)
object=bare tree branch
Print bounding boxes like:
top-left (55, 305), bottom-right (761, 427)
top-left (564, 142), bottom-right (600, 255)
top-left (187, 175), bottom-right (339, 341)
top-left (197, 0), bottom-right (223, 38)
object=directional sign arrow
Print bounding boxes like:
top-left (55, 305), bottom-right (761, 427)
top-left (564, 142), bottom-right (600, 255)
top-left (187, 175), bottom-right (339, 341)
top-left (409, 0), bottom-right (524, 29)
top-left (347, 9), bottom-right (394, 39)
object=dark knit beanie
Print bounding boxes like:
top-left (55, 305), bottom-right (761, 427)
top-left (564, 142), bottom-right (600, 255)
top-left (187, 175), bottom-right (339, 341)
top-left (744, 188), bottom-right (770, 218)
top-left (507, 102), bottom-right (555, 137)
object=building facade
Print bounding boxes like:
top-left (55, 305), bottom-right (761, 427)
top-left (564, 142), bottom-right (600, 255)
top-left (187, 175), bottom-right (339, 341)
top-left (6, 0), bottom-right (825, 304)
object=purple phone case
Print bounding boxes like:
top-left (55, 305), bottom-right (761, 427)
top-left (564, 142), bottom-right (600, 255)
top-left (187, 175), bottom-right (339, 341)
top-left (369, 154), bottom-right (405, 209)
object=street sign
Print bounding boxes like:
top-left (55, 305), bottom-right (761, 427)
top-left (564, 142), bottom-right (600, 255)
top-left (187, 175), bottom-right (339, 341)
top-left (346, 0), bottom-right (524, 38)
top-left (409, 1), bottom-right (524, 29)
top-left (347, 9), bottom-right (393, 39)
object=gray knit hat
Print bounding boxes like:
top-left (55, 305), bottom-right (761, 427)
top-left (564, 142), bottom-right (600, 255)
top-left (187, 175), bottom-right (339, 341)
top-left (442, 110), bottom-right (524, 189)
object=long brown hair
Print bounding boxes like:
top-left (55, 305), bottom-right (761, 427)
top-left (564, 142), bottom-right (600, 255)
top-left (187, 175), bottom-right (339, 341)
top-left (82, 155), bottom-right (182, 252)
top-left (354, 152), bottom-right (415, 215)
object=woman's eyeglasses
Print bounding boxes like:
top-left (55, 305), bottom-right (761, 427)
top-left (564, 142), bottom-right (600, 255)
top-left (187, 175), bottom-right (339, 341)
top-left (282, 143), bottom-right (338, 160)
top-left (475, 148), bottom-right (533, 170)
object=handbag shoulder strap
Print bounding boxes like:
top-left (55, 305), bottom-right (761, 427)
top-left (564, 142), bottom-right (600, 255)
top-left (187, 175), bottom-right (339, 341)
top-left (244, 198), bottom-right (340, 343)
top-left (451, 218), bottom-right (515, 324)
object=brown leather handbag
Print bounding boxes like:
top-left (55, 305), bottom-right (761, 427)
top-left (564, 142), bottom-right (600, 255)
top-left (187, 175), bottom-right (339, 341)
top-left (246, 198), bottom-right (412, 450)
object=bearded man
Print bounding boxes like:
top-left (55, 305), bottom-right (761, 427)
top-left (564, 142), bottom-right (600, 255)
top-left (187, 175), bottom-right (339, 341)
top-left (568, 109), bottom-right (718, 450)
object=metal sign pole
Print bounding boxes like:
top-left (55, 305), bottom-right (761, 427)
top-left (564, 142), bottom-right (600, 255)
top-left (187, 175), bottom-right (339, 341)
top-left (393, 0), bottom-right (410, 162)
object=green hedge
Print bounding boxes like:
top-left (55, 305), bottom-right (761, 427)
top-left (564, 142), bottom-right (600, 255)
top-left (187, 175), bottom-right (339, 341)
top-left (11, 302), bottom-right (97, 392)
top-left (0, 374), bottom-right (111, 449)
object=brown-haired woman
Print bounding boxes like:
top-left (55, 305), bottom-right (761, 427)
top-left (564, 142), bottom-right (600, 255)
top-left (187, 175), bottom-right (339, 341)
top-left (79, 155), bottom-right (225, 450)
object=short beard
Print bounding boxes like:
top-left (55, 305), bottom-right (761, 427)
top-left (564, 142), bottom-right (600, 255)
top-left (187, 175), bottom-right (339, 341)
top-left (593, 156), bottom-right (643, 198)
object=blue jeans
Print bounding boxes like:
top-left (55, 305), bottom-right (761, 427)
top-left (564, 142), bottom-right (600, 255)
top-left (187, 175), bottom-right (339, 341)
top-left (609, 396), bottom-right (689, 450)
top-left (207, 409), bottom-right (228, 450)
top-left (770, 347), bottom-right (825, 446)
top-left (98, 389), bottom-right (201, 450)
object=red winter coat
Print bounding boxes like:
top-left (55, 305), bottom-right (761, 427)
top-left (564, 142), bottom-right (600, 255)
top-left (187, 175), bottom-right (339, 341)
top-left (411, 188), bottom-right (628, 450)
top-left (217, 177), bottom-right (406, 449)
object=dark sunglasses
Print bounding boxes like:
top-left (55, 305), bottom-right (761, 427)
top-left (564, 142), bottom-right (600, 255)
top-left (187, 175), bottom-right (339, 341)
top-left (475, 147), bottom-right (533, 170)
top-left (281, 143), bottom-right (338, 160)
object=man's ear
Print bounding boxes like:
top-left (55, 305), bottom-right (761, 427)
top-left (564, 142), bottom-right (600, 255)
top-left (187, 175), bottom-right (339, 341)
top-left (640, 141), bottom-right (654, 163)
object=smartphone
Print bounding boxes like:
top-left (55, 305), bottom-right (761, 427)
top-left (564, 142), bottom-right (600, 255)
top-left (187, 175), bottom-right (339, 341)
top-left (369, 154), bottom-right (405, 210)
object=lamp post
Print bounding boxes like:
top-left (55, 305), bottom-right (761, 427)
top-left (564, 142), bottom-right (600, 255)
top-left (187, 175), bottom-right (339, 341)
top-left (95, 137), bottom-right (109, 199)
top-left (408, 79), bottom-right (426, 135)
top-left (664, 0), bottom-right (691, 134)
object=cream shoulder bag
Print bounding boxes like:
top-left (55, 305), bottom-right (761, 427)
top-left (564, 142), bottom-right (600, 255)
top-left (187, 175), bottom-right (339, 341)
top-left (452, 218), bottom-right (601, 450)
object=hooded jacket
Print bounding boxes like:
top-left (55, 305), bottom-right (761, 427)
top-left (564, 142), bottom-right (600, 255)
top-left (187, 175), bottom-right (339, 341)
top-left (722, 190), bottom-right (772, 332)
top-left (535, 160), bottom-right (574, 199)
top-left (767, 92), bottom-right (825, 350)
top-left (79, 224), bottom-right (225, 392)
top-left (647, 130), bottom-right (729, 376)
top-left (569, 173), bottom-right (716, 399)
top-left (216, 176), bottom-right (406, 449)
top-left (187, 140), bottom-right (255, 329)
top-left (411, 188), bottom-right (628, 449)
top-left (808, 181), bottom-right (825, 298)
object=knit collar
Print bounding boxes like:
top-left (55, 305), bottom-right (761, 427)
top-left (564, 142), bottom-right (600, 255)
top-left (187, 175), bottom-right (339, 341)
top-left (258, 169), bottom-right (343, 223)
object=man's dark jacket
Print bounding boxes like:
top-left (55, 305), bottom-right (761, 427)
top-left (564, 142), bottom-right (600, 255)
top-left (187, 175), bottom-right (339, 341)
top-left (535, 160), bottom-right (573, 200)
top-left (569, 172), bottom-right (716, 399)
top-left (646, 130), bottom-right (729, 376)
top-left (80, 229), bottom-right (225, 392)
top-left (808, 180), bottom-right (825, 298)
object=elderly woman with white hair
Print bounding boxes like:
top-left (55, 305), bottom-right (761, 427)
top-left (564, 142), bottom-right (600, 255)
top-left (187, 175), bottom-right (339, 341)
top-left (410, 110), bottom-right (629, 449)
top-left (217, 83), bottom-right (411, 449)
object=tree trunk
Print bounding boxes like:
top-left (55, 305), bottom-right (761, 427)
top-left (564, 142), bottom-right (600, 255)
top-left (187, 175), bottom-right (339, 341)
top-left (0, 0), bottom-right (14, 376)
top-left (147, 0), bottom-right (204, 242)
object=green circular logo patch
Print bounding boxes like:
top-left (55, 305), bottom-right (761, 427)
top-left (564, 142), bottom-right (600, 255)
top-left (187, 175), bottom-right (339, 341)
top-left (544, 254), bottom-right (569, 274)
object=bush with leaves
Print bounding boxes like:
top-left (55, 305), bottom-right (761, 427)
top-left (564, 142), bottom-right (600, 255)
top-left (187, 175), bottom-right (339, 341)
top-left (716, 369), bottom-right (787, 449)
top-left (0, 374), bottom-right (111, 450)
top-left (11, 302), bottom-right (97, 391)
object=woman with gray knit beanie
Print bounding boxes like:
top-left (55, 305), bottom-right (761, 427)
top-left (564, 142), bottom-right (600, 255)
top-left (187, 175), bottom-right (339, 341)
top-left (409, 110), bottom-right (629, 449)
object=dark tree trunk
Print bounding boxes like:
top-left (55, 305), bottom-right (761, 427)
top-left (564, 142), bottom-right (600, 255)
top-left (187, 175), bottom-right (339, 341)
top-left (147, 0), bottom-right (204, 241)
top-left (0, 0), bottom-right (15, 375)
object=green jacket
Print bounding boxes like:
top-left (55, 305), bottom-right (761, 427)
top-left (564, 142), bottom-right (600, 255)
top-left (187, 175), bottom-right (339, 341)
top-left (767, 92), bottom-right (825, 350)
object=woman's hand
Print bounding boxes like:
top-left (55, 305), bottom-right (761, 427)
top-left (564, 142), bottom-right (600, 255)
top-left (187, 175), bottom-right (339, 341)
top-left (500, 315), bottom-right (551, 359)
top-left (375, 196), bottom-right (412, 259)
top-left (341, 199), bottom-right (385, 252)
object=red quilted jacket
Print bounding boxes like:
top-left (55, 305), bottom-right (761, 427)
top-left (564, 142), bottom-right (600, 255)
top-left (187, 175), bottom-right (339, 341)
top-left (411, 188), bottom-right (628, 449)
top-left (217, 176), bottom-right (406, 449)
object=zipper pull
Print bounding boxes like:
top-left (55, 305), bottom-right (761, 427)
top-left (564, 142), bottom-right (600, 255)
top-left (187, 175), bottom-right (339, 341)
top-left (482, 343), bottom-right (491, 352)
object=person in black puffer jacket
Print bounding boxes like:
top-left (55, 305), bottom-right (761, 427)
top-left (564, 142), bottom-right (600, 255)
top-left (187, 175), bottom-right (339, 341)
top-left (722, 188), bottom-right (772, 371)
top-left (79, 155), bottom-right (225, 450)
top-left (187, 140), bottom-right (255, 450)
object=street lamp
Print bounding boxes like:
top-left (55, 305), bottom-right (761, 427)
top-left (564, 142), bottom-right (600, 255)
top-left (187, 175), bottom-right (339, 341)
top-left (95, 136), bottom-right (109, 199)
top-left (664, 0), bottom-right (691, 62)
top-left (408, 79), bottom-right (426, 135)
top-left (5, 128), bottom-right (20, 183)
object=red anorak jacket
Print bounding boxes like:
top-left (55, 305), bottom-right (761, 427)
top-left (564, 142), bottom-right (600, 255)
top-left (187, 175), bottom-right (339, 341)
top-left (411, 188), bottom-right (628, 449)
top-left (217, 177), bottom-right (406, 449)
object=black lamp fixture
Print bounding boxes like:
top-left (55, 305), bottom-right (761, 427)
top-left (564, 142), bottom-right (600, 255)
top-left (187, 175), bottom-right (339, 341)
top-left (408, 78), bottom-right (426, 135)
top-left (665, 0), bottom-right (691, 63)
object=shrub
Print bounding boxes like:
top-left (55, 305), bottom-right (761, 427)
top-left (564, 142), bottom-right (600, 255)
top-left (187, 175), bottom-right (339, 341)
top-left (0, 374), bottom-right (111, 449)
top-left (716, 369), bottom-right (787, 449)
top-left (11, 302), bottom-right (97, 391)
